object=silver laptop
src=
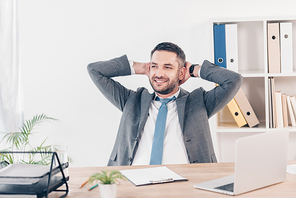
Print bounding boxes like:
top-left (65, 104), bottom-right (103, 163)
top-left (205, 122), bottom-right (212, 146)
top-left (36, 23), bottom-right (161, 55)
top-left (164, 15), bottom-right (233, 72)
top-left (194, 129), bottom-right (289, 195)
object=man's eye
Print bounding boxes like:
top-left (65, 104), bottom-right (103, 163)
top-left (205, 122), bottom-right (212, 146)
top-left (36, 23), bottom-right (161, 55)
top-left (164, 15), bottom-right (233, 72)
top-left (166, 67), bottom-right (172, 69)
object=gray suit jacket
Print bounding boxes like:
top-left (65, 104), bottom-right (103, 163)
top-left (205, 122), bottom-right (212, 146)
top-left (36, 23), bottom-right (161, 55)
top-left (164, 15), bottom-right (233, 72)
top-left (88, 55), bottom-right (242, 166)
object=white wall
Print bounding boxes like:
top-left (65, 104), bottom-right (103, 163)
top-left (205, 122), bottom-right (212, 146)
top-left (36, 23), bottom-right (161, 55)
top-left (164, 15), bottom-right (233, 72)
top-left (18, 0), bottom-right (296, 167)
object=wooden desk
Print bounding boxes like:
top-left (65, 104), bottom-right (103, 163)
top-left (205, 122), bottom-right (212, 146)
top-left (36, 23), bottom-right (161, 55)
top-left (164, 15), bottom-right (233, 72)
top-left (52, 161), bottom-right (296, 197)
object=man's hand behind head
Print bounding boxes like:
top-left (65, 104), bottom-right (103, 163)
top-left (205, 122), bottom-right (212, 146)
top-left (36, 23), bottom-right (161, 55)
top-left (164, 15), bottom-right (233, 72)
top-left (133, 62), bottom-right (150, 77)
top-left (179, 62), bottom-right (201, 85)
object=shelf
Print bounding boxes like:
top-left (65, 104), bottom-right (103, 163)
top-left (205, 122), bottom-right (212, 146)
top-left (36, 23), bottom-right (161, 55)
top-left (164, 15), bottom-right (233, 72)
top-left (217, 122), bottom-right (267, 133)
top-left (268, 127), bottom-right (296, 132)
top-left (212, 16), bottom-right (296, 162)
top-left (241, 72), bottom-right (265, 77)
top-left (213, 17), bottom-right (296, 131)
top-left (217, 122), bottom-right (296, 133)
top-left (267, 73), bottom-right (296, 77)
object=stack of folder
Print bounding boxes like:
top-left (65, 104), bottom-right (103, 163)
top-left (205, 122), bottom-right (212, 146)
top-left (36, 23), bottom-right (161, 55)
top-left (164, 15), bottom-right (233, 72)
top-left (214, 23), bottom-right (260, 128)
top-left (267, 22), bottom-right (294, 73)
top-left (269, 77), bottom-right (296, 128)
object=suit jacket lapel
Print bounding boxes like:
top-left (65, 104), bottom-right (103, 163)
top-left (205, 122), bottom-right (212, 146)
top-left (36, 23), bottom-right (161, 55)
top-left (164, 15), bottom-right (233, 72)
top-left (176, 88), bottom-right (189, 132)
top-left (138, 91), bottom-right (154, 134)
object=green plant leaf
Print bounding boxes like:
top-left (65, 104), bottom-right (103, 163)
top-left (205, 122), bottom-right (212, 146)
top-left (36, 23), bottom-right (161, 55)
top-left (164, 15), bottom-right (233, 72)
top-left (0, 152), bottom-right (14, 164)
top-left (1, 113), bottom-right (59, 165)
top-left (19, 113), bottom-right (58, 136)
top-left (89, 169), bottom-right (126, 185)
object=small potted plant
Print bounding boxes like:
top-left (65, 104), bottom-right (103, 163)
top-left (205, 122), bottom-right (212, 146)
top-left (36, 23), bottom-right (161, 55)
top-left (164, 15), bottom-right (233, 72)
top-left (89, 169), bottom-right (127, 198)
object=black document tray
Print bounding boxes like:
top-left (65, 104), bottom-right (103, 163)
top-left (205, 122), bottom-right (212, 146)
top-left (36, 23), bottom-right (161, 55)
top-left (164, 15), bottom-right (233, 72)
top-left (0, 151), bottom-right (69, 198)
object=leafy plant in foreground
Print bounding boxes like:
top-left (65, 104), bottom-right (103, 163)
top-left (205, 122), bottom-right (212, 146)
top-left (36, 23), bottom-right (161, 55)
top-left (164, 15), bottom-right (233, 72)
top-left (0, 114), bottom-right (58, 165)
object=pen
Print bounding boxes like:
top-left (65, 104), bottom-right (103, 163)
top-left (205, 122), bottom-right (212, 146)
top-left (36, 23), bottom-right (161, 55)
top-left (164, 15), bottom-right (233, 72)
top-left (149, 178), bottom-right (174, 184)
top-left (88, 184), bottom-right (98, 191)
top-left (79, 180), bottom-right (88, 188)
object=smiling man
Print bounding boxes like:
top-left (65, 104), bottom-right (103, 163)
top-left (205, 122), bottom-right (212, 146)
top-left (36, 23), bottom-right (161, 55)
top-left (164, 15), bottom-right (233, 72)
top-left (149, 50), bottom-right (184, 98)
top-left (88, 42), bottom-right (242, 166)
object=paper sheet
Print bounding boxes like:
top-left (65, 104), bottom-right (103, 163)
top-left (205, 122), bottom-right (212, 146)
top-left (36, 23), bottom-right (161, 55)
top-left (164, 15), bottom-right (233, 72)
top-left (287, 164), bottom-right (296, 174)
top-left (120, 166), bottom-right (187, 186)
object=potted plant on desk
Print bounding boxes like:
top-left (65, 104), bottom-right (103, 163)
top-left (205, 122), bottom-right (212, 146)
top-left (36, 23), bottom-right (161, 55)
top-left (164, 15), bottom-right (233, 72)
top-left (89, 169), bottom-right (127, 198)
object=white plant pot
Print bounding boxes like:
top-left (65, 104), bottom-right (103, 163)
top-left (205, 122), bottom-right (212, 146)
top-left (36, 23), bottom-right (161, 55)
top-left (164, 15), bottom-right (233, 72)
top-left (99, 183), bottom-right (117, 198)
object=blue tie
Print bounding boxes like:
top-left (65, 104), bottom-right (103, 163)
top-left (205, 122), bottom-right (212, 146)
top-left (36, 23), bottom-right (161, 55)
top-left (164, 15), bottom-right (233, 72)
top-left (150, 96), bottom-right (176, 165)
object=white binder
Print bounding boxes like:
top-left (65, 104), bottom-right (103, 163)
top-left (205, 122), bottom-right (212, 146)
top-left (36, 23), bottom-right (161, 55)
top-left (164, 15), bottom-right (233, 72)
top-left (225, 24), bottom-right (238, 72)
top-left (267, 23), bottom-right (281, 73)
top-left (275, 91), bottom-right (283, 128)
top-left (287, 95), bottom-right (296, 127)
top-left (280, 22), bottom-right (293, 73)
top-left (281, 94), bottom-right (289, 127)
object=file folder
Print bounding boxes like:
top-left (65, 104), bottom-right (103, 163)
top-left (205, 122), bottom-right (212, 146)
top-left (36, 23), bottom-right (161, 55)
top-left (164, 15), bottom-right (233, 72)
top-left (280, 22), bottom-right (293, 73)
top-left (267, 23), bottom-right (281, 73)
top-left (281, 94), bottom-right (289, 127)
top-left (234, 88), bottom-right (260, 128)
top-left (225, 24), bottom-right (238, 72)
top-left (226, 98), bottom-right (247, 127)
top-left (287, 95), bottom-right (296, 127)
top-left (275, 91), bottom-right (283, 128)
top-left (214, 24), bottom-right (227, 68)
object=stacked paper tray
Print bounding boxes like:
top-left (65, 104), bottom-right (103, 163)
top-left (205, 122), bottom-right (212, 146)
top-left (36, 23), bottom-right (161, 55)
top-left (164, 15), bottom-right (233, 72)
top-left (0, 162), bottom-right (69, 197)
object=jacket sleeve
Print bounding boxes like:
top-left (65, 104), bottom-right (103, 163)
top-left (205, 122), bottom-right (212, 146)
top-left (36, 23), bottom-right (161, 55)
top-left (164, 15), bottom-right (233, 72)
top-left (200, 60), bottom-right (243, 118)
top-left (87, 55), bottom-right (135, 112)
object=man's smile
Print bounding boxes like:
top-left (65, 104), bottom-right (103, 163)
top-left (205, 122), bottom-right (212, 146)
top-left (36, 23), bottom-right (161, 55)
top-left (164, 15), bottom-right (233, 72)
top-left (153, 77), bottom-right (168, 84)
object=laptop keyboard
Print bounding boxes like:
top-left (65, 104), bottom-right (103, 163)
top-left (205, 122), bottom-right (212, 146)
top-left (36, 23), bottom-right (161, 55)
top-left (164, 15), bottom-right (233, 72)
top-left (214, 183), bottom-right (234, 192)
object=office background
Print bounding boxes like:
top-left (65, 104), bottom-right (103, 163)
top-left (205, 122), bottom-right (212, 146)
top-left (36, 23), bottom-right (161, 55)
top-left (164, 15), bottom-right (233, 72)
top-left (14, 0), bottom-right (296, 167)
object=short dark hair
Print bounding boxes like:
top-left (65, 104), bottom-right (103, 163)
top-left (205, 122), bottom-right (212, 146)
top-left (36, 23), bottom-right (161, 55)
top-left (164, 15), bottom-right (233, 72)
top-left (151, 42), bottom-right (186, 68)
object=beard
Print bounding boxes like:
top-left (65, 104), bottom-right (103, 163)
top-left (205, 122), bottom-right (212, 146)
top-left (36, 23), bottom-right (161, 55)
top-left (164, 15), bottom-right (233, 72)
top-left (149, 76), bottom-right (179, 95)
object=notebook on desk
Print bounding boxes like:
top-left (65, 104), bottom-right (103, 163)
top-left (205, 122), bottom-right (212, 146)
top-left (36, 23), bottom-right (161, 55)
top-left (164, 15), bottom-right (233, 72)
top-left (194, 129), bottom-right (289, 196)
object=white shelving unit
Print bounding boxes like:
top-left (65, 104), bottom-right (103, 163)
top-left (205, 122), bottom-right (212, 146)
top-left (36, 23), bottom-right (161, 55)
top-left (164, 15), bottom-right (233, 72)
top-left (210, 17), bottom-right (296, 162)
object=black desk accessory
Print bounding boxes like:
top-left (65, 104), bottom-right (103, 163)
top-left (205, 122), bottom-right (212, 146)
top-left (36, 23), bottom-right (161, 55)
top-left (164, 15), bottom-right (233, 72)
top-left (0, 151), bottom-right (69, 198)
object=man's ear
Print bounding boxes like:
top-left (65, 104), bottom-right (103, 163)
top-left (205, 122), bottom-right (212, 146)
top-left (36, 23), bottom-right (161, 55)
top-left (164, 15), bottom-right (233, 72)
top-left (179, 66), bottom-right (186, 80)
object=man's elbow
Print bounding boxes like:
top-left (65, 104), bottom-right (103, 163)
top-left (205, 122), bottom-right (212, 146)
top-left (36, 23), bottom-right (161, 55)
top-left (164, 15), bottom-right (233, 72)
top-left (87, 62), bottom-right (94, 74)
top-left (233, 73), bottom-right (243, 92)
top-left (236, 73), bottom-right (243, 87)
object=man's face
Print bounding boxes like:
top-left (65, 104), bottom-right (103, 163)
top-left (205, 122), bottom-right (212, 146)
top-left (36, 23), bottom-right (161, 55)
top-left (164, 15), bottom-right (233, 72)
top-left (149, 50), bottom-right (185, 98)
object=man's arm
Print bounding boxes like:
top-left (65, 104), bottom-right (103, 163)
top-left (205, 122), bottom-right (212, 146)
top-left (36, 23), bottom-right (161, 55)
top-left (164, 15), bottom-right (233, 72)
top-left (180, 60), bottom-right (242, 118)
top-left (202, 60), bottom-right (243, 118)
top-left (87, 55), bottom-right (135, 112)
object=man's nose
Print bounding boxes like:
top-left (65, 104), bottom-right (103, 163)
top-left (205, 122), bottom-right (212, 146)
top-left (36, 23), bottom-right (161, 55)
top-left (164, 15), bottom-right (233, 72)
top-left (155, 67), bottom-right (165, 77)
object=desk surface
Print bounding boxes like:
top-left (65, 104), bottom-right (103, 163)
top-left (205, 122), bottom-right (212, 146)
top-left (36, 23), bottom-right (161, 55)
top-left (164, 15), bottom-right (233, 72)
top-left (52, 161), bottom-right (296, 198)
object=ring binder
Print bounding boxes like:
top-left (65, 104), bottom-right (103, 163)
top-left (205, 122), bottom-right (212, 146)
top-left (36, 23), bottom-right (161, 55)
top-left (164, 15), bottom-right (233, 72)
top-left (0, 151), bottom-right (69, 198)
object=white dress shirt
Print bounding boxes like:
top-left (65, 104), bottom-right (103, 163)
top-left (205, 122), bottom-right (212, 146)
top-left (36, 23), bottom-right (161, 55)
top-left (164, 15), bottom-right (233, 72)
top-left (128, 59), bottom-right (190, 165)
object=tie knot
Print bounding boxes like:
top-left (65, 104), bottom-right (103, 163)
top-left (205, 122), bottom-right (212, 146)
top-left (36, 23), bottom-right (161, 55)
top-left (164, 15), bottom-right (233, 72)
top-left (156, 96), bottom-right (176, 105)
